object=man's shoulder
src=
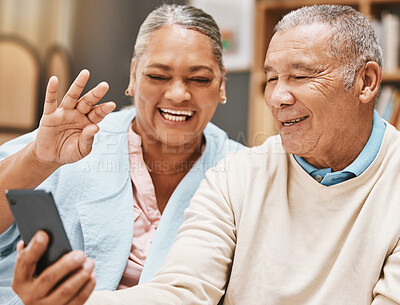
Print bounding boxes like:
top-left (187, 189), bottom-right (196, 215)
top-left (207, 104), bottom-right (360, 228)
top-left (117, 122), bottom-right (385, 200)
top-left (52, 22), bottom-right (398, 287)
top-left (217, 134), bottom-right (288, 174)
top-left (230, 134), bottom-right (286, 159)
top-left (382, 123), bottom-right (400, 150)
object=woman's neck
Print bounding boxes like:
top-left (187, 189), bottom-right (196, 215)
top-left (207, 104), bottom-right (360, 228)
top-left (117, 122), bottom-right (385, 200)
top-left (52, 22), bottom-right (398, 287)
top-left (132, 121), bottom-right (204, 175)
top-left (143, 141), bottom-right (203, 175)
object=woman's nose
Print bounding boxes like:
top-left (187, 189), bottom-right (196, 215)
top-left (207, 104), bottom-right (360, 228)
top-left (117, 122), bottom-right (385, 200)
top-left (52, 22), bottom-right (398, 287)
top-left (164, 80), bottom-right (191, 103)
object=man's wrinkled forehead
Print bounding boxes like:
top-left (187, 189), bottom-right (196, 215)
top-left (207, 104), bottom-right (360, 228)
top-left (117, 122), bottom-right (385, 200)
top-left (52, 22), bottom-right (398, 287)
top-left (263, 62), bottom-right (321, 75)
top-left (264, 24), bottom-right (335, 72)
top-left (267, 24), bottom-right (333, 54)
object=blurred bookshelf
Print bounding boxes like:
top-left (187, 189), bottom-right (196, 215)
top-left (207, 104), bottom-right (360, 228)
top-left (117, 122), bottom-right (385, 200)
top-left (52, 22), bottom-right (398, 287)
top-left (376, 85), bottom-right (400, 129)
top-left (248, 0), bottom-right (400, 146)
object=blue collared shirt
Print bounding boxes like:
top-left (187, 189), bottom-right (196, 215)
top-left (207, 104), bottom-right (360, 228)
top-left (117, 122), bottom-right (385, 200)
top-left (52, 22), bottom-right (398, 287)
top-left (294, 110), bottom-right (386, 186)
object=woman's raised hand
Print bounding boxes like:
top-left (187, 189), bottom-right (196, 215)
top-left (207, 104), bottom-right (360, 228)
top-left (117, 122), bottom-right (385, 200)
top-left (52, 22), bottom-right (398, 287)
top-left (33, 70), bottom-right (116, 166)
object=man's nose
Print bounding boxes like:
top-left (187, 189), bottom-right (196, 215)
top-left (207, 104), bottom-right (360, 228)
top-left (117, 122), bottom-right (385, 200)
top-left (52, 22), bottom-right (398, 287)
top-left (267, 81), bottom-right (295, 108)
top-left (164, 80), bottom-right (191, 103)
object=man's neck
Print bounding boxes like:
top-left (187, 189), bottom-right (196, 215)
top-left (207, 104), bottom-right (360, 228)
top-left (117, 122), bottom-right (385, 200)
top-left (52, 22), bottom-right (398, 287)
top-left (302, 118), bottom-right (373, 172)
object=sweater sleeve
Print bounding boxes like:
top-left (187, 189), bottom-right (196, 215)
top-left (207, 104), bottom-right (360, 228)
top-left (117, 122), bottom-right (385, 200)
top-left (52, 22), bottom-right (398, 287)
top-left (86, 158), bottom-right (236, 305)
top-left (372, 238), bottom-right (400, 304)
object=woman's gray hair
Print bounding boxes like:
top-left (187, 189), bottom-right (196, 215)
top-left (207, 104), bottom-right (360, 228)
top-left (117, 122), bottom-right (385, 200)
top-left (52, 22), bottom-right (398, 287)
top-left (134, 4), bottom-right (224, 72)
top-left (275, 5), bottom-right (383, 90)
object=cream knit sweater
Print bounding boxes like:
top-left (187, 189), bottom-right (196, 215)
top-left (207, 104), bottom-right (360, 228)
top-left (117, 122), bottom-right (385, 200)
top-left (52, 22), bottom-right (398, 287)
top-left (87, 124), bottom-right (400, 305)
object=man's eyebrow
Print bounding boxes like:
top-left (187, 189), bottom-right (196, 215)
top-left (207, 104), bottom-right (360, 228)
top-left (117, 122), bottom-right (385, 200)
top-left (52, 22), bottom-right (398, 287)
top-left (263, 66), bottom-right (273, 74)
top-left (263, 63), bottom-right (320, 74)
top-left (290, 63), bottom-right (319, 73)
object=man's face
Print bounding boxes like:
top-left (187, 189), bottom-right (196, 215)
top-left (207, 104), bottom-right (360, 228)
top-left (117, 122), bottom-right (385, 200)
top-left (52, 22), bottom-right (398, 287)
top-left (264, 23), bottom-right (362, 166)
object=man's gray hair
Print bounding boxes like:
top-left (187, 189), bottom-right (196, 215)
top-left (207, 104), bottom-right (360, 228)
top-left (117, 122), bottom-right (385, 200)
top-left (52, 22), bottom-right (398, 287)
top-left (134, 4), bottom-right (224, 72)
top-left (275, 5), bottom-right (383, 90)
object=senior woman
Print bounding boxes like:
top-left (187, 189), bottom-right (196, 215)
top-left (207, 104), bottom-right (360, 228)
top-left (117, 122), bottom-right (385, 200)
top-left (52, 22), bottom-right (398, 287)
top-left (0, 4), bottom-right (242, 304)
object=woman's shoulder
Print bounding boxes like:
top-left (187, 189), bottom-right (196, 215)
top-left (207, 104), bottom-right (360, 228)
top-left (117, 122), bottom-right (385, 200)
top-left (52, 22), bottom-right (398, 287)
top-left (0, 130), bottom-right (37, 161)
top-left (203, 122), bottom-right (244, 154)
top-left (98, 107), bottom-right (136, 133)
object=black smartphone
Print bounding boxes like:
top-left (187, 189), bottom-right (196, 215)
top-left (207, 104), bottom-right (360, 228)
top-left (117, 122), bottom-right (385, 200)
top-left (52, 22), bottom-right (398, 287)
top-left (6, 189), bottom-right (72, 275)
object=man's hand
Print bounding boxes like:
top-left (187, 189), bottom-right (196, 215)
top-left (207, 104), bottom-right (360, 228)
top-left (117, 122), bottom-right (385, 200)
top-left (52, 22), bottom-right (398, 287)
top-left (33, 69), bottom-right (116, 166)
top-left (12, 231), bottom-right (96, 305)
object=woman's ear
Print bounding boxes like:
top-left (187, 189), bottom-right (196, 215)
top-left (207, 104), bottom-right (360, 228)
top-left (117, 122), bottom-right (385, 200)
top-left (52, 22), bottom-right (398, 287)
top-left (219, 68), bottom-right (227, 104)
top-left (126, 58), bottom-right (136, 97)
top-left (358, 61), bottom-right (381, 104)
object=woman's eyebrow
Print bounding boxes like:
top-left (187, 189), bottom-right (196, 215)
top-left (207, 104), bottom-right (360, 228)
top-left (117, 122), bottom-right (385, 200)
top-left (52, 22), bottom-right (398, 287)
top-left (189, 66), bottom-right (214, 73)
top-left (145, 64), bottom-right (214, 74)
top-left (146, 63), bottom-right (171, 71)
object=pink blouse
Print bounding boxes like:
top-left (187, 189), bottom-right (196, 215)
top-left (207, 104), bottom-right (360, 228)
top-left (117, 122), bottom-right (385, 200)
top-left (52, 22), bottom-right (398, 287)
top-left (117, 127), bottom-right (161, 289)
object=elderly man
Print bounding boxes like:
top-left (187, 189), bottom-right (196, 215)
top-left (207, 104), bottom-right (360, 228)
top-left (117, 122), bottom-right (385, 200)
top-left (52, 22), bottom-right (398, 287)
top-left (19, 4), bottom-right (400, 305)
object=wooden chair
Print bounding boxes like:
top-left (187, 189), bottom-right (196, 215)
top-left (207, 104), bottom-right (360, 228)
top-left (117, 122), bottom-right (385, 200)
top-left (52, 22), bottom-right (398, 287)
top-left (0, 36), bottom-right (41, 143)
top-left (44, 44), bottom-right (73, 106)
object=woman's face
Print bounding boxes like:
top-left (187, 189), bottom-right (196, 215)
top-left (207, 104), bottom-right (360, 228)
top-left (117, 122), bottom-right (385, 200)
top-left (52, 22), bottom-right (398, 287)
top-left (129, 25), bottom-right (226, 149)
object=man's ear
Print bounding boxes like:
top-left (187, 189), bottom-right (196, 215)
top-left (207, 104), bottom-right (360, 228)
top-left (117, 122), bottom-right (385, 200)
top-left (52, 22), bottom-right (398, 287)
top-left (357, 61), bottom-right (381, 104)
top-left (126, 58), bottom-right (136, 96)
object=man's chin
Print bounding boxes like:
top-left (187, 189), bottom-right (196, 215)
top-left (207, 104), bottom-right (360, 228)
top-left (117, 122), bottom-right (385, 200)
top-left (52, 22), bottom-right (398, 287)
top-left (281, 140), bottom-right (309, 156)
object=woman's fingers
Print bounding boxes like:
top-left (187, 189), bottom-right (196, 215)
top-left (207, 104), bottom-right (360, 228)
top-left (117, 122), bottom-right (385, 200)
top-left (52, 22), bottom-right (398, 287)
top-left (67, 272), bottom-right (97, 305)
top-left (71, 273), bottom-right (96, 305)
top-left (77, 100), bottom-right (113, 156)
top-left (33, 250), bottom-right (88, 298)
top-left (46, 70), bottom-right (113, 121)
top-left (79, 125), bottom-right (100, 157)
top-left (76, 82), bottom-right (109, 114)
top-left (87, 102), bottom-right (116, 124)
top-left (13, 247), bottom-right (94, 305)
top-left (13, 231), bottom-right (49, 283)
top-left (61, 70), bottom-right (90, 110)
top-left (43, 76), bottom-right (59, 115)
top-left (46, 259), bottom-right (96, 305)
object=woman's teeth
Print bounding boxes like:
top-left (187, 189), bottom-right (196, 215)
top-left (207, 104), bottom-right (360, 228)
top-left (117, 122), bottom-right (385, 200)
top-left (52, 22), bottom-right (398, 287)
top-left (159, 108), bottom-right (194, 122)
top-left (282, 116), bottom-right (307, 126)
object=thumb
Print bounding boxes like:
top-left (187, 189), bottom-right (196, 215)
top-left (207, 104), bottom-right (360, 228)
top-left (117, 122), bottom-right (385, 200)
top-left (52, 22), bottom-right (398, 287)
top-left (79, 125), bottom-right (99, 157)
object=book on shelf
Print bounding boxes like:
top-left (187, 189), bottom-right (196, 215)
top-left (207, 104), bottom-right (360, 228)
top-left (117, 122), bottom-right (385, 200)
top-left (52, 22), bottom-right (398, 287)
top-left (372, 11), bottom-right (400, 73)
top-left (375, 85), bottom-right (393, 115)
top-left (375, 85), bottom-right (400, 129)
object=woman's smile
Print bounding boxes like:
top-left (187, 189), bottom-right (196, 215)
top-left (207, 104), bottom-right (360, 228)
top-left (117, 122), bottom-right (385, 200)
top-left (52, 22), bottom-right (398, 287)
top-left (158, 107), bottom-right (194, 122)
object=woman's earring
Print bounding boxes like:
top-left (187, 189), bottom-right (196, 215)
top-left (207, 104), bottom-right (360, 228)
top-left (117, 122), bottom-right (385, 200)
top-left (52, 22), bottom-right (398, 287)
top-left (220, 96), bottom-right (227, 104)
top-left (125, 89), bottom-right (131, 96)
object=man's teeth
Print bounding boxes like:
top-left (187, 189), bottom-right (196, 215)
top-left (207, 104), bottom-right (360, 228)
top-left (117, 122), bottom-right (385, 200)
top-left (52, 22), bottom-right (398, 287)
top-left (282, 116), bottom-right (307, 126)
top-left (160, 108), bottom-right (194, 122)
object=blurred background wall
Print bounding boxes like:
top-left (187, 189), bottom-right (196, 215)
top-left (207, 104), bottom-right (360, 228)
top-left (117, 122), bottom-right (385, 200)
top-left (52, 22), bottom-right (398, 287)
top-left (0, 0), bottom-right (250, 144)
